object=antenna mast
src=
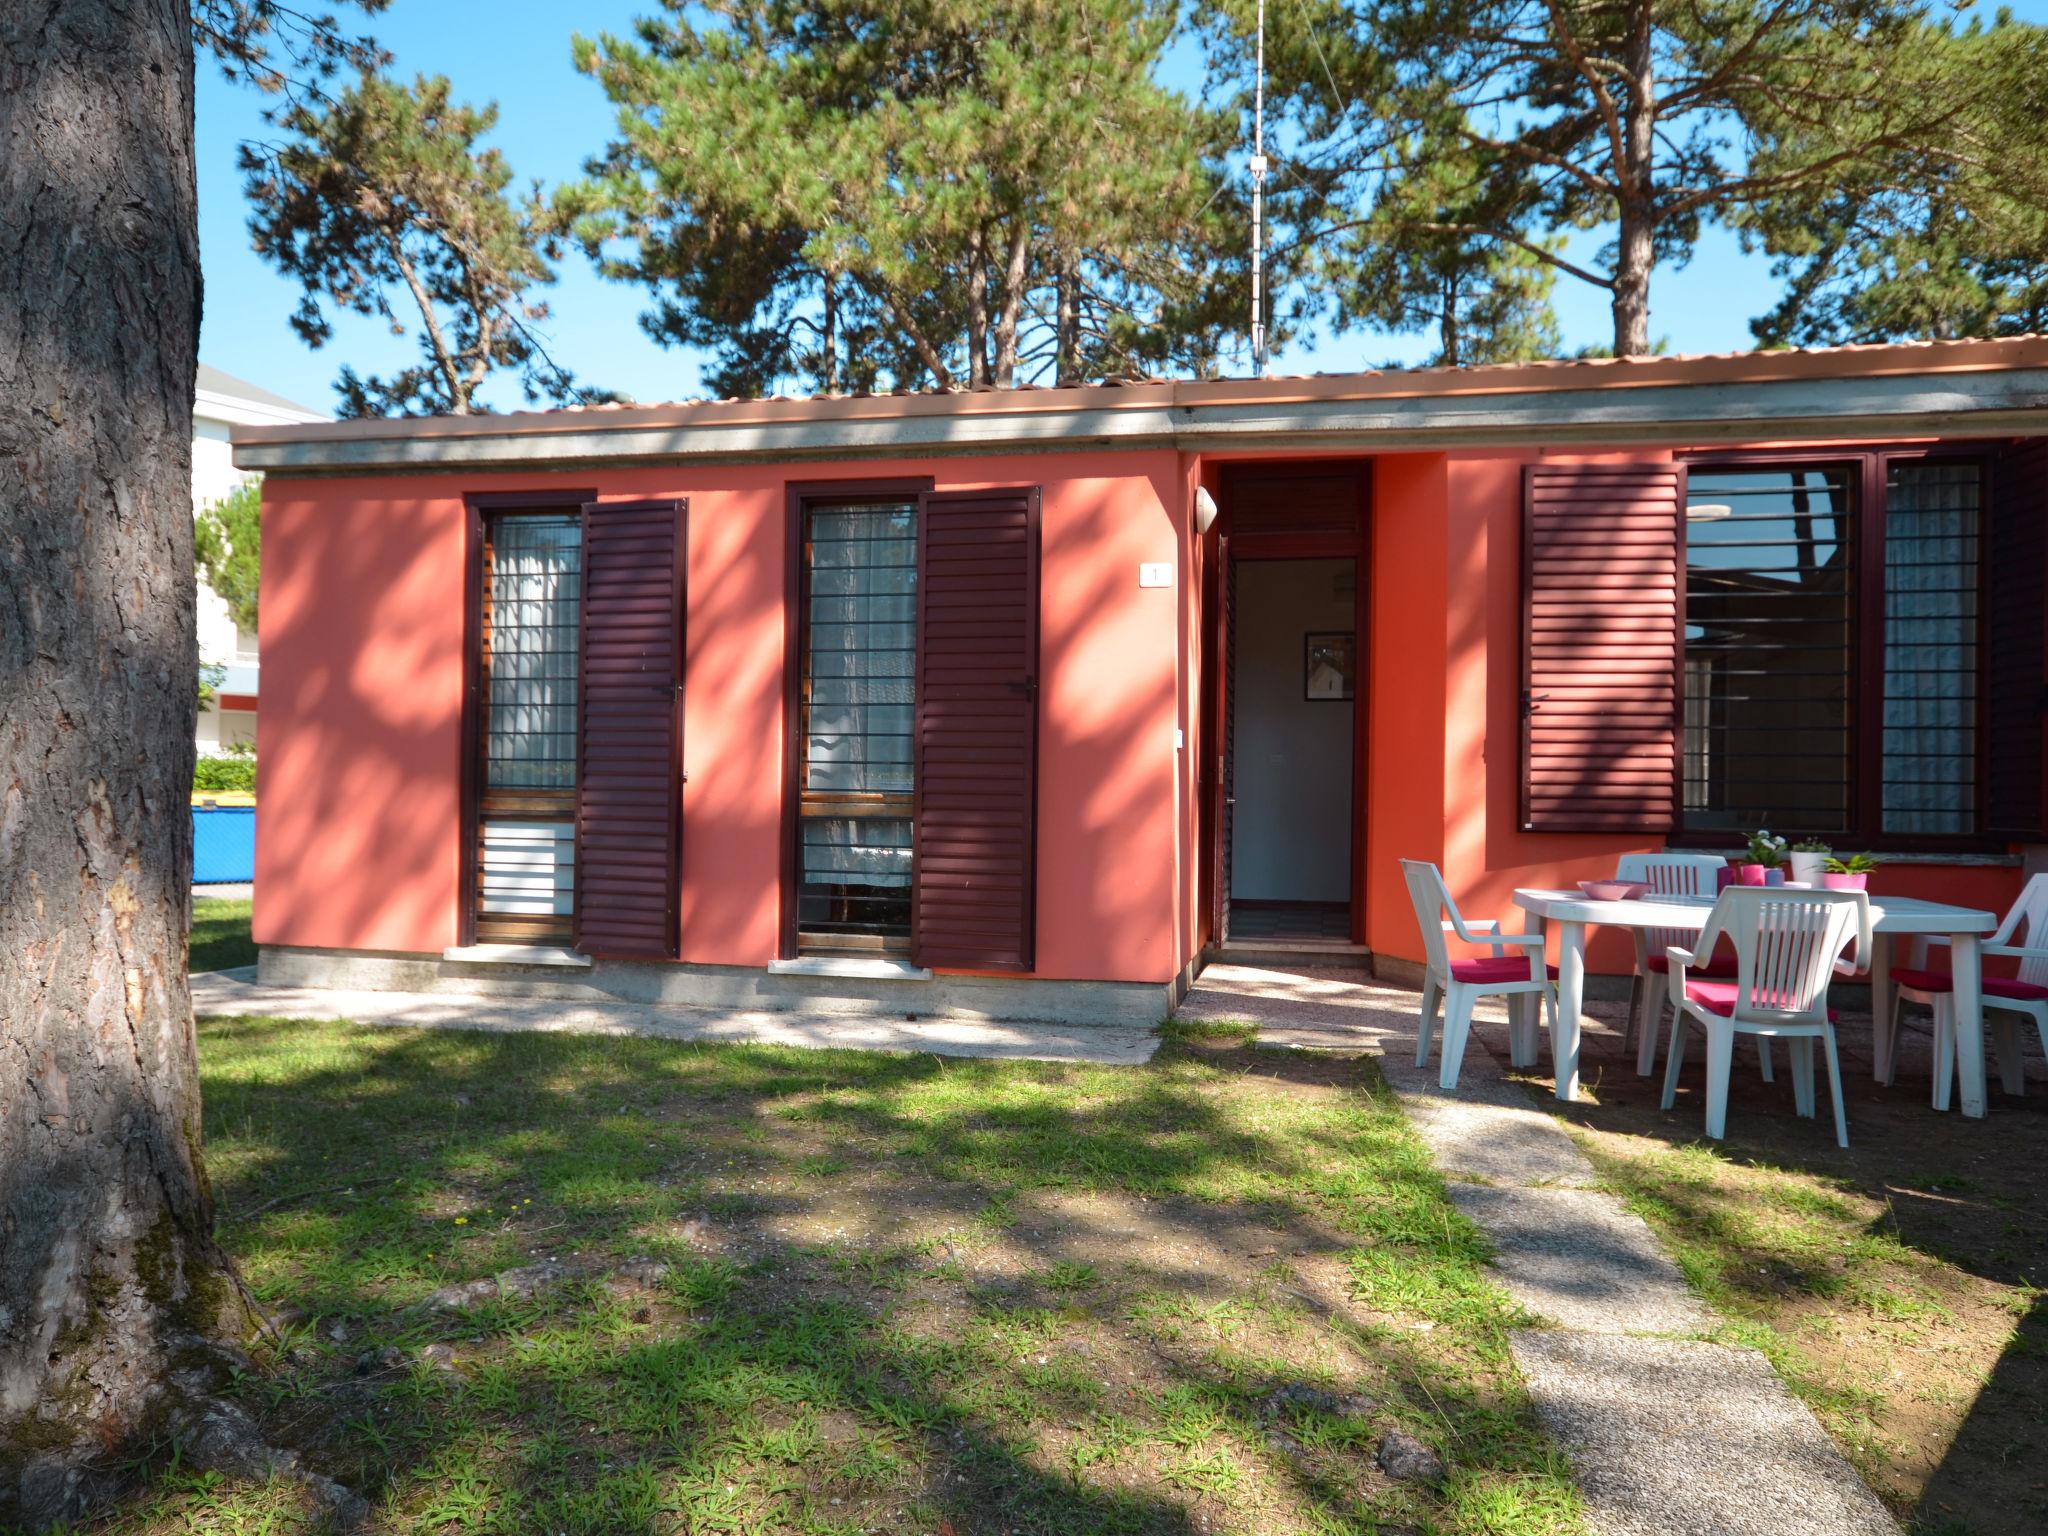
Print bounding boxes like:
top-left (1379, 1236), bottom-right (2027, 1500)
top-left (1249, 0), bottom-right (1269, 378)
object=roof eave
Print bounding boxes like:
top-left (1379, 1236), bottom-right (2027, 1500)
top-left (230, 358), bottom-right (2048, 475)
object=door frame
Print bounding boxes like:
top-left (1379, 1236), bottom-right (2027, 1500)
top-left (778, 475), bottom-right (936, 960)
top-left (458, 487), bottom-right (598, 949)
top-left (1202, 462), bottom-right (1371, 947)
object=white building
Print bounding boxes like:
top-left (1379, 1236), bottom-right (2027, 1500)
top-left (193, 364), bottom-right (328, 753)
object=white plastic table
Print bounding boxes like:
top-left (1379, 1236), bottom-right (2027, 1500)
top-left (1509, 888), bottom-right (2000, 1115)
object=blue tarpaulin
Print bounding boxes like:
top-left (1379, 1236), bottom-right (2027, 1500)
top-left (192, 806), bottom-right (255, 883)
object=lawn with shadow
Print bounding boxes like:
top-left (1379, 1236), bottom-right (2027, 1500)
top-left (99, 1015), bottom-right (1585, 1534)
top-left (190, 897), bottom-right (255, 973)
top-left (1510, 1014), bottom-right (2047, 1536)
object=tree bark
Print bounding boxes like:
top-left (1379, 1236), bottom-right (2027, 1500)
top-left (992, 219), bottom-right (1030, 389)
top-left (1610, 1), bottom-right (1657, 357)
top-left (820, 268), bottom-right (839, 394)
top-left (1, 0), bottom-right (238, 1523)
top-left (965, 227), bottom-right (990, 388)
top-left (1440, 271), bottom-right (1462, 367)
top-left (1054, 251), bottom-right (1079, 385)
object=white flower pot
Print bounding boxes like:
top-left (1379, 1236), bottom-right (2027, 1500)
top-left (1788, 851), bottom-right (1829, 885)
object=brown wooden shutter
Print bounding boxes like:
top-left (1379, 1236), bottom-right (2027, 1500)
top-left (1988, 440), bottom-right (2048, 838)
top-left (913, 487), bottom-right (1039, 971)
top-left (575, 500), bottom-right (685, 958)
top-left (1520, 463), bottom-right (1684, 833)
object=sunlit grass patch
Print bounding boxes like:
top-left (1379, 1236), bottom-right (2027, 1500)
top-left (95, 1014), bottom-right (1592, 1534)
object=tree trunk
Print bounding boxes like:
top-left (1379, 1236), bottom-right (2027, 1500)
top-left (821, 269), bottom-right (839, 394)
top-left (1054, 251), bottom-right (1079, 385)
top-left (965, 228), bottom-right (989, 389)
top-left (1, 1), bottom-right (237, 1523)
top-left (1440, 271), bottom-right (1461, 367)
top-left (1610, 1), bottom-right (1657, 357)
top-left (992, 220), bottom-right (1030, 389)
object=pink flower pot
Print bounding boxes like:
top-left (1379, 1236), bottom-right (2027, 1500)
top-left (1735, 863), bottom-right (1767, 886)
top-left (1821, 872), bottom-right (1867, 891)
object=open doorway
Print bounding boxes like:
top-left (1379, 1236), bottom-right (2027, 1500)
top-left (1205, 461), bottom-right (1370, 953)
top-left (1226, 557), bottom-right (1357, 941)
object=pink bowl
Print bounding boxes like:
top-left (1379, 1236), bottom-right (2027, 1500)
top-left (1579, 879), bottom-right (1646, 901)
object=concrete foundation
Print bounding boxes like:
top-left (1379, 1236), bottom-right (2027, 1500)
top-left (256, 945), bottom-right (1186, 1030)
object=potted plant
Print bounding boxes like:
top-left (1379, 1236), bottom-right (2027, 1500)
top-left (1822, 852), bottom-right (1878, 891)
top-left (1735, 829), bottom-right (1788, 885)
top-left (1788, 839), bottom-right (1831, 886)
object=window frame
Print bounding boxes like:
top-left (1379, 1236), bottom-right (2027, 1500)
top-left (1673, 443), bottom-right (1996, 853)
top-left (458, 488), bottom-right (596, 947)
top-left (779, 476), bottom-right (934, 959)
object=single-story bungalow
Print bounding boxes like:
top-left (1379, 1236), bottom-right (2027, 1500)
top-left (233, 337), bottom-right (2048, 1026)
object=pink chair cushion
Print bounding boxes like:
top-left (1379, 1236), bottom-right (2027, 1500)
top-left (1894, 967), bottom-right (2048, 1003)
top-left (1684, 978), bottom-right (1838, 1022)
top-left (1451, 956), bottom-right (1560, 985)
top-left (1645, 952), bottom-right (1737, 977)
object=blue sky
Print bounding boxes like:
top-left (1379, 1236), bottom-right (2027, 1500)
top-left (194, 1), bottom-right (2039, 414)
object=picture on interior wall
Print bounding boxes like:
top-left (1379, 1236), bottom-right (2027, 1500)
top-left (1304, 632), bottom-right (1354, 702)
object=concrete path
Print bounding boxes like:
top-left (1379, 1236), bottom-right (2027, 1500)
top-left (191, 969), bottom-right (1159, 1067)
top-left (1182, 963), bottom-right (1899, 1536)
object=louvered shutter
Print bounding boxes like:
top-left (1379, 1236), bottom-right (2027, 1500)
top-left (1520, 463), bottom-right (1684, 833)
top-left (1988, 440), bottom-right (2048, 837)
top-left (576, 500), bottom-right (684, 958)
top-left (913, 488), bottom-right (1039, 971)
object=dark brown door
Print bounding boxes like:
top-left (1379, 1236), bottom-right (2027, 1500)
top-left (1213, 534), bottom-right (1236, 944)
top-left (912, 487), bottom-right (1039, 971)
top-left (575, 499), bottom-right (685, 959)
top-left (471, 510), bottom-right (584, 946)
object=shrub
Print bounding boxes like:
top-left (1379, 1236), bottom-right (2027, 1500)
top-left (194, 756), bottom-right (257, 794)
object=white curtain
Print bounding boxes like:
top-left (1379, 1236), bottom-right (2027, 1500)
top-left (1883, 464), bottom-right (1979, 835)
top-left (804, 504), bottom-right (916, 795)
top-left (487, 514), bottom-right (582, 790)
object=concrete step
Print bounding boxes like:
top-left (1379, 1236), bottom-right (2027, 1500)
top-left (1207, 940), bottom-right (1374, 971)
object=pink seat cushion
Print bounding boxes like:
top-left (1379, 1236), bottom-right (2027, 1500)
top-left (1894, 967), bottom-right (2048, 1003)
top-left (1451, 956), bottom-right (1560, 985)
top-left (1646, 952), bottom-right (1737, 977)
top-left (1684, 978), bottom-right (1838, 1022)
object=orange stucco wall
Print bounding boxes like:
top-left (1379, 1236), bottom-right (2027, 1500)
top-left (1348, 447), bottom-right (2026, 974)
top-left (255, 452), bottom-right (1193, 984)
top-left (258, 440), bottom-right (2029, 990)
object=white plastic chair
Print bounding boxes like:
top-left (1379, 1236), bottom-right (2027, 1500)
top-left (1403, 859), bottom-right (1558, 1090)
top-left (1616, 854), bottom-right (1741, 1077)
top-left (1660, 886), bottom-right (1871, 1147)
top-left (1890, 873), bottom-right (2048, 1110)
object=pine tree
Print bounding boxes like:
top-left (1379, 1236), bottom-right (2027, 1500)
top-left (1315, 129), bottom-right (1560, 366)
top-left (1202, 0), bottom-right (2019, 357)
top-left (3, 4), bottom-right (383, 1524)
top-left (243, 71), bottom-right (613, 416)
top-left (1743, 21), bottom-right (2048, 346)
top-left (561, 0), bottom-right (1242, 394)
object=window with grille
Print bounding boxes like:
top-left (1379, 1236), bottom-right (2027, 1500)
top-left (1682, 467), bottom-right (1855, 834)
top-left (475, 511), bottom-right (581, 943)
top-left (796, 500), bottom-right (916, 951)
top-left (1678, 454), bottom-right (1989, 846)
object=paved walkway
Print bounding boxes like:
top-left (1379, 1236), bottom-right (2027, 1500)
top-left (189, 968), bottom-right (1159, 1066)
top-left (1182, 963), bottom-right (1899, 1536)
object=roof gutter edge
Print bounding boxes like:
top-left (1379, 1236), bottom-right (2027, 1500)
top-left (232, 370), bottom-right (2048, 474)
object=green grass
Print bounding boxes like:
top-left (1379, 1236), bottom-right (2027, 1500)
top-left (106, 1016), bottom-right (1582, 1534)
top-left (189, 896), bottom-right (255, 973)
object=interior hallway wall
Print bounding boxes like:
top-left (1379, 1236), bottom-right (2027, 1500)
top-left (1230, 558), bottom-right (1355, 902)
